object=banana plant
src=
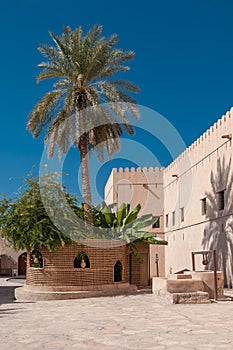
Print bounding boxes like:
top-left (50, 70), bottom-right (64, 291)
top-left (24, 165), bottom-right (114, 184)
top-left (94, 202), bottom-right (160, 263)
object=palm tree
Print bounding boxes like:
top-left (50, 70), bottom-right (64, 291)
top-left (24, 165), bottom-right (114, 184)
top-left (27, 24), bottom-right (139, 220)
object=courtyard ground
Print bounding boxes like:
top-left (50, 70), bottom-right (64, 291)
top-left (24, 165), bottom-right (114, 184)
top-left (1, 277), bottom-right (233, 349)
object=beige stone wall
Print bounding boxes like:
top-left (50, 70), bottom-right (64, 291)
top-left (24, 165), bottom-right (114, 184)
top-left (164, 108), bottom-right (233, 287)
top-left (0, 238), bottom-right (25, 275)
top-left (105, 167), bottom-right (164, 215)
top-left (104, 109), bottom-right (233, 286)
top-left (104, 166), bottom-right (166, 278)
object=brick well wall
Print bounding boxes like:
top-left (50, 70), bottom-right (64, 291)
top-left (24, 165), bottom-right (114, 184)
top-left (26, 241), bottom-right (128, 287)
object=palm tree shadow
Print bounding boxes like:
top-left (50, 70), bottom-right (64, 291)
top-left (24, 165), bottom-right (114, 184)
top-left (202, 157), bottom-right (233, 288)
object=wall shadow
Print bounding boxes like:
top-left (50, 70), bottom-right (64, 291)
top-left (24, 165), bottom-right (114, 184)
top-left (0, 285), bottom-right (21, 304)
top-left (202, 157), bottom-right (233, 288)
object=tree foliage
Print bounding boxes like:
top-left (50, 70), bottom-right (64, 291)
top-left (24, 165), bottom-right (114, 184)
top-left (0, 175), bottom-right (160, 263)
top-left (0, 174), bottom-right (75, 251)
top-left (92, 202), bottom-right (160, 263)
top-left (27, 24), bottom-right (139, 210)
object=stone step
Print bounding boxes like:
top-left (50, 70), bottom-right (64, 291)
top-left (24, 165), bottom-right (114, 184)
top-left (15, 284), bottom-right (138, 301)
top-left (172, 291), bottom-right (211, 304)
top-left (137, 287), bottom-right (152, 294)
top-left (153, 290), bottom-right (211, 304)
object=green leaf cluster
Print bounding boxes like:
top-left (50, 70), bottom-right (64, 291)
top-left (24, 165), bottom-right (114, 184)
top-left (27, 24), bottom-right (140, 162)
top-left (0, 174), bottom-right (159, 263)
top-left (92, 202), bottom-right (160, 263)
top-left (0, 174), bottom-right (76, 252)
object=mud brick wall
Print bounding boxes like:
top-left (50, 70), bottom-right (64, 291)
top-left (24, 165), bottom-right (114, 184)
top-left (26, 240), bottom-right (128, 287)
top-left (127, 244), bottom-right (149, 287)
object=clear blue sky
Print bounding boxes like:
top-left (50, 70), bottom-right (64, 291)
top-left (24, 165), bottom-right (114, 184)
top-left (1, 0), bottom-right (233, 204)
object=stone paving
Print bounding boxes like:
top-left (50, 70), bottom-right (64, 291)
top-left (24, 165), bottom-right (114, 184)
top-left (1, 277), bottom-right (233, 349)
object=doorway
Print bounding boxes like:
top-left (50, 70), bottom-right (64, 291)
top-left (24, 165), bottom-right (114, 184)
top-left (129, 252), bottom-right (149, 287)
top-left (18, 253), bottom-right (27, 276)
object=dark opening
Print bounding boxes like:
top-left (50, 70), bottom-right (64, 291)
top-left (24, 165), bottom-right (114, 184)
top-left (18, 252), bottom-right (27, 275)
top-left (180, 207), bottom-right (184, 222)
top-left (114, 260), bottom-right (122, 282)
top-left (218, 190), bottom-right (225, 211)
top-left (201, 198), bottom-right (207, 215)
top-left (172, 211), bottom-right (175, 226)
top-left (152, 216), bottom-right (160, 228)
top-left (74, 251), bottom-right (90, 268)
top-left (30, 250), bottom-right (43, 268)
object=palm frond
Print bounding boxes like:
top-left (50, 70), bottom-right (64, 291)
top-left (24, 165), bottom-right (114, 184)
top-left (112, 79), bottom-right (140, 93)
top-left (27, 90), bottom-right (63, 137)
top-left (28, 24), bottom-right (139, 210)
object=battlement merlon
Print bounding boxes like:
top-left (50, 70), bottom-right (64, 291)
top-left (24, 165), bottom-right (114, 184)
top-left (104, 167), bottom-right (164, 203)
top-left (165, 106), bottom-right (233, 175)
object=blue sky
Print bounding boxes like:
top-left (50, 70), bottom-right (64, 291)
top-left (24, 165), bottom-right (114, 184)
top-left (1, 0), bottom-right (233, 204)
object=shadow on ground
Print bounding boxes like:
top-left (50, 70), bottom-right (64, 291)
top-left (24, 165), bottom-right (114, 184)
top-left (0, 285), bottom-right (21, 304)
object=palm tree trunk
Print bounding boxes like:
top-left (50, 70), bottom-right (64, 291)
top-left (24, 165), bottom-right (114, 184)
top-left (79, 133), bottom-right (92, 224)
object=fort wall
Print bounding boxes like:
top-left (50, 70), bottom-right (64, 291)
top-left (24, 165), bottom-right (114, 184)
top-left (164, 108), bottom-right (233, 286)
top-left (105, 166), bottom-right (165, 278)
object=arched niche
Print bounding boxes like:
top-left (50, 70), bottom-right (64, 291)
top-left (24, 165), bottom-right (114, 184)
top-left (30, 250), bottom-right (43, 268)
top-left (18, 252), bottom-right (27, 275)
top-left (114, 260), bottom-right (122, 282)
top-left (74, 251), bottom-right (90, 268)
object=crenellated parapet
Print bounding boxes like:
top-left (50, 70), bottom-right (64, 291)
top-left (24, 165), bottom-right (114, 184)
top-left (105, 166), bottom-right (164, 208)
top-left (106, 106), bottom-right (233, 205)
top-left (164, 106), bottom-right (233, 176)
top-left (113, 166), bottom-right (164, 174)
